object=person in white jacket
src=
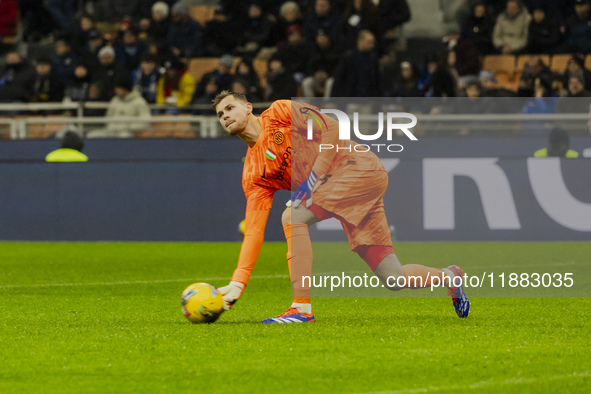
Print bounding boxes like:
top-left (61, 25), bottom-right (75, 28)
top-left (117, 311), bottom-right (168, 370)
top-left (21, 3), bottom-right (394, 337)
top-left (87, 77), bottom-right (151, 138)
top-left (492, 0), bottom-right (531, 54)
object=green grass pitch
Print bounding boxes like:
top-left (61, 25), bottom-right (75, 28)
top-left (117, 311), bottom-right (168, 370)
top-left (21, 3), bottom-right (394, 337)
top-left (1, 242), bottom-right (590, 393)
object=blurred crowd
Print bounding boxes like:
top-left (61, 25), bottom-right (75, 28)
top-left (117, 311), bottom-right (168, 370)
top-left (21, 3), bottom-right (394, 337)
top-left (0, 0), bottom-right (591, 113)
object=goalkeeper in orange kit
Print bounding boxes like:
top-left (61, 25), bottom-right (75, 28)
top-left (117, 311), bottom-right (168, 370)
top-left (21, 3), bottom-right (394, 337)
top-left (213, 91), bottom-right (470, 323)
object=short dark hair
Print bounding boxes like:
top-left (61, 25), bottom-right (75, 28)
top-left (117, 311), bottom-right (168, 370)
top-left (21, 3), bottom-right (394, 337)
top-left (61, 131), bottom-right (84, 152)
top-left (212, 90), bottom-right (248, 112)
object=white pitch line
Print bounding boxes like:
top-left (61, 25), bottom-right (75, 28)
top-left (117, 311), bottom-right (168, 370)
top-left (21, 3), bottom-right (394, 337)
top-left (0, 274), bottom-right (290, 289)
top-left (359, 371), bottom-right (590, 394)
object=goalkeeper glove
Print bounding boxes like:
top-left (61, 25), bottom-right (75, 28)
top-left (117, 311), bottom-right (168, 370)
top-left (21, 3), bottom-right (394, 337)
top-left (287, 170), bottom-right (323, 208)
top-left (218, 281), bottom-right (245, 310)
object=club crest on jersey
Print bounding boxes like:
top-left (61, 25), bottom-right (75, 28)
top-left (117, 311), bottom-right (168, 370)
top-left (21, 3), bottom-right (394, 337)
top-left (273, 131), bottom-right (285, 145)
top-left (265, 149), bottom-right (276, 160)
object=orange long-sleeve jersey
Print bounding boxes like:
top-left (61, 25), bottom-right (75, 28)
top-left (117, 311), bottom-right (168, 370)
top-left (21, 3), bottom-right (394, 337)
top-left (231, 100), bottom-right (384, 285)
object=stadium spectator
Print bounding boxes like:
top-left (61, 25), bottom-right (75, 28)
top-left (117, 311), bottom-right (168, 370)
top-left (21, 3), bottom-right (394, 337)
top-left (19, 0), bottom-right (55, 43)
top-left (273, 1), bottom-right (303, 45)
top-left (80, 29), bottom-right (105, 74)
top-left (301, 30), bottom-right (340, 97)
top-left (534, 127), bottom-right (579, 157)
top-left (146, 40), bottom-right (175, 65)
top-left (147, 1), bottom-right (171, 45)
top-left (156, 57), bottom-right (195, 112)
top-left (462, 1), bottom-right (495, 55)
top-left (167, 2), bottom-right (205, 58)
top-left (461, 79), bottom-right (491, 109)
top-left (443, 22), bottom-right (480, 80)
top-left (88, 77), bottom-right (151, 138)
top-left (94, 1), bottom-right (141, 24)
top-left (93, 46), bottom-right (130, 101)
top-left (31, 57), bottom-right (64, 103)
top-left (390, 61), bottom-right (422, 98)
top-left (274, 25), bottom-right (311, 82)
top-left (527, 6), bottom-right (562, 54)
top-left (331, 30), bottom-right (381, 97)
top-left (203, 6), bottom-right (241, 56)
top-left (302, 0), bottom-right (341, 45)
top-left (195, 55), bottom-right (234, 99)
top-left (564, 55), bottom-right (591, 91)
top-left (45, 131), bottom-right (88, 162)
top-left (193, 78), bottom-right (220, 108)
top-left (65, 64), bottom-right (92, 103)
top-left (566, 74), bottom-right (591, 98)
top-left (564, 0), bottom-right (591, 53)
top-left (555, 74), bottom-right (591, 113)
top-left (132, 53), bottom-right (161, 104)
top-left (263, 55), bottom-right (298, 101)
top-left (0, 51), bottom-right (36, 102)
top-left (492, 0), bottom-right (531, 54)
top-left (45, 0), bottom-right (76, 30)
top-left (0, 0), bottom-right (19, 42)
top-left (305, 29), bottom-right (341, 80)
top-left (70, 14), bottom-right (97, 53)
top-left (236, 2), bottom-right (276, 58)
top-left (340, 0), bottom-right (381, 50)
top-left (518, 55), bottom-right (554, 97)
top-left (115, 27), bottom-right (148, 73)
top-left (230, 80), bottom-right (254, 99)
top-left (552, 74), bottom-right (569, 97)
top-left (416, 53), bottom-right (439, 97)
top-left (431, 49), bottom-right (458, 97)
top-left (301, 69), bottom-right (333, 97)
top-left (233, 60), bottom-right (263, 101)
top-left (522, 1), bottom-right (563, 24)
top-left (378, 0), bottom-right (411, 36)
top-left (52, 36), bottom-right (79, 86)
top-left (520, 78), bottom-right (558, 135)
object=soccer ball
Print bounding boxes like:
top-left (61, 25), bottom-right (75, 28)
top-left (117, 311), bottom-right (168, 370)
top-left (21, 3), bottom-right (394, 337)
top-left (181, 283), bottom-right (224, 323)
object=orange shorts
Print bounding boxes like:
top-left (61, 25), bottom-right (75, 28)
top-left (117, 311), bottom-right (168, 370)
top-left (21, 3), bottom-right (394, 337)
top-left (309, 168), bottom-right (393, 251)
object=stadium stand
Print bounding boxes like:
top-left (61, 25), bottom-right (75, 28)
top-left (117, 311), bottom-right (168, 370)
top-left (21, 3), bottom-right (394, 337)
top-left (2, 0), bottom-right (591, 140)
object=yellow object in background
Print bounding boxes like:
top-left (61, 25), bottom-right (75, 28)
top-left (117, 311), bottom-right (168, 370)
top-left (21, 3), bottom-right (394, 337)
top-left (238, 220), bottom-right (245, 235)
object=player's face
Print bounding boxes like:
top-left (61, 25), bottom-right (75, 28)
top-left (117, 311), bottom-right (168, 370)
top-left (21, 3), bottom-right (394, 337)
top-left (216, 96), bottom-right (252, 136)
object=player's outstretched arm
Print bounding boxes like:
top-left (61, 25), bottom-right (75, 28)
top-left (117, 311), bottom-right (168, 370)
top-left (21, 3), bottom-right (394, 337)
top-left (219, 208), bottom-right (270, 310)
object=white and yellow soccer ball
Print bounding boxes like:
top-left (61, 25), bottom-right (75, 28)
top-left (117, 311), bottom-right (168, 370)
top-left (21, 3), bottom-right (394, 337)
top-left (181, 283), bottom-right (224, 323)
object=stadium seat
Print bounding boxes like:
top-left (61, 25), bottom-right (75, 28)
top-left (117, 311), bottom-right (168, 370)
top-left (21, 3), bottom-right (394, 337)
top-left (482, 55), bottom-right (516, 75)
top-left (252, 58), bottom-right (268, 88)
top-left (550, 54), bottom-right (571, 73)
top-left (482, 55), bottom-right (516, 88)
top-left (516, 54), bottom-right (550, 72)
top-left (189, 6), bottom-right (215, 27)
top-left (188, 58), bottom-right (221, 82)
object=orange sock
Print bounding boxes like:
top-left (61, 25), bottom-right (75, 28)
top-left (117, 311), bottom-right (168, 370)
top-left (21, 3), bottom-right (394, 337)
top-left (402, 264), bottom-right (446, 289)
top-left (283, 223), bottom-right (312, 299)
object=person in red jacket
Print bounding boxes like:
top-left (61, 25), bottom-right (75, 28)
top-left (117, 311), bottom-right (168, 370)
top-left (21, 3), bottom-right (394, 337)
top-left (0, 0), bottom-right (19, 41)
